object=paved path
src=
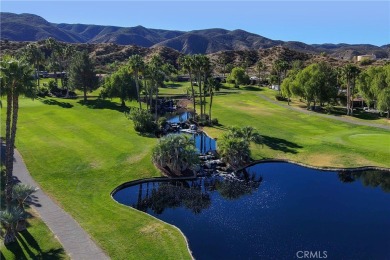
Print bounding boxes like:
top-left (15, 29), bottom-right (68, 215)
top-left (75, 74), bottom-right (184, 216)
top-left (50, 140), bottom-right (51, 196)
top-left (7, 145), bottom-right (110, 260)
top-left (257, 94), bottom-right (390, 131)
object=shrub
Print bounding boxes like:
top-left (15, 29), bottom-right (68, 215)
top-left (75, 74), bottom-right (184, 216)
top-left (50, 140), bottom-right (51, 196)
top-left (152, 134), bottom-right (199, 175)
top-left (127, 108), bottom-right (157, 133)
top-left (218, 137), bottom-right (250, 169)
top-left (157, 116), bottom-right (167, 128)
top-left (275, 93), bottom-right (287, 101)
top-left (37, 86), bottom-right (49, 97)
top-left (360, 59), bottom-right (374, 66)
top-left (218, 126), bottom-right (263, 168)
top-left (47, 79), bottom-right (58, 91)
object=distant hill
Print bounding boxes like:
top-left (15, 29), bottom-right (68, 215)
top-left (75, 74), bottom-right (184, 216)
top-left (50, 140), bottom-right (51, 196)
top-left (1, 12), bottom-right (389, 58)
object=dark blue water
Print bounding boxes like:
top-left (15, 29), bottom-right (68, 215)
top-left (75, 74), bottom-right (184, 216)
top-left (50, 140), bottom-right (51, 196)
top-left (192, 132), bottom-right (217, 154)
top-left (113, 162), bottom-right (390, 259)
top-left (166, 112), bottom-right (217, 154)
top-left (167, 112), bottom-right (193, 123)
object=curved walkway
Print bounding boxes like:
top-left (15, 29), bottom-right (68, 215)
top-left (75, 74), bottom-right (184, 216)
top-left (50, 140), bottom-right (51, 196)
top-left (257, 93), bottom-right (390, 131)
top-left (10, 146), bottom-right (110, 260)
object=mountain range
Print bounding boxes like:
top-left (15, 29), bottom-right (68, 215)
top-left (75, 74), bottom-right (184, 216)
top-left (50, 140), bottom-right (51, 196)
top-left (1, 12), bottom-right (389, 59)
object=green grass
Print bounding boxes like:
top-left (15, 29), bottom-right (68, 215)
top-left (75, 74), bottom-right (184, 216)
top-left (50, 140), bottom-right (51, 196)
top-left (1, 83), bottom-right (389, 259)
top-left (258, 86), bottom-right (390, 126)
top-left (203, 87), bottom-right (390, 167)
top-left (1, 97), bottom-right (191, 259)
top-left (158, 81), bottom-right (191, 95)
top-left (0, 210), bottom-right (68, 259)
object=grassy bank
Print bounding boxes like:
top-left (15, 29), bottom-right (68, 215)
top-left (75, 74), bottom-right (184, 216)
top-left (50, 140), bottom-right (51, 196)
top-left (204, 88), bottom-right (389, 167)
top-left (1, 83), bottom-right (389, 258)
top-left (1, 97), bottom-right (191, 259)
top-left (0, 210), bottom-right (68, 259)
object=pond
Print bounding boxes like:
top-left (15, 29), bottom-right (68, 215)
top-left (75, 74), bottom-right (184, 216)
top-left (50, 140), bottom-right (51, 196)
top-left (113, 162), bottom-right (390, 259)
top-left (166, 112), bottom-right (217, 154)
top-left (167, 111), bottom-right (193, 124)
top-left (192, 132), bottom-right (217, 154)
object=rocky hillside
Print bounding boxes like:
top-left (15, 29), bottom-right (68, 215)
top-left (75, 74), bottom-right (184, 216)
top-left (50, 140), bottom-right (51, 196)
top-left (5, 40), bottom-right (384, 76)
top-left (1, 12), bottom-right (389, 58)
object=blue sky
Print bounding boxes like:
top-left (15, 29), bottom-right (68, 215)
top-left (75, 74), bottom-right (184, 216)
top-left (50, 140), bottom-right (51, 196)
top-left (1, 1), bottom-right (389, 46)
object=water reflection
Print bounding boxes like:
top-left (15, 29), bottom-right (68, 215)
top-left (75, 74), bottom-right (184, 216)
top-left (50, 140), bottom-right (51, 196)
top-left (337, 170), bottom-right (390, 192)
top-left (167, 112), bottom-right (193, 124)
top-left (113, 163), bottom-right (390, 259)
top-left (127, 171), bottom-right (262, 214)
top-left (193, 132), bottom-right (217, 154)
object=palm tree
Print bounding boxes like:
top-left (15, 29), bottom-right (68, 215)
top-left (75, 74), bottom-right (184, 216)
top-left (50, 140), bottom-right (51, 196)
top-left (45, 37), bottom-right (60, 85)
top-left (218, 137), bottom-right (250, 169)
top-left (23, 43), bottom-right (45, 87)
top-left (0, 207), bottom-right (24, 244)
top-left (205, 78), bottom-right (221, 123)
top-left (192, 55), bottom-right (211, 119)
top-left (128, 54), bottom-right (145, 109)
top-left (240, 126), bottom-right (264, 145)
top-left (149, 55), bottom-right (165, 119)
top-left (58, 44), bottom-right (75, 97)
top-left (12, 184), bottom-right (38, 231)
top-left (343, 64), bottom-right (360, 115)
top-left (0, 56), bottom-right (35, 208)
top-left (178, 55), bottom-right (196, 114)
top-left (152, 134), bottom-right (199, 176)
top-left (273, 59), bottom-right (289, 92)
top-left (255, 60), bottom-right (265, 86)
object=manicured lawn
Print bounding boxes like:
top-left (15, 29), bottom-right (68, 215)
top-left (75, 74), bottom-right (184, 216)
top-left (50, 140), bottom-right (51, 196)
top-left (204, 87), bottom-right (390, 167)
top-left (258, 86), bottom-right (390, 126)
top-left (0, 210), bottom-right (68, 259)
top-left (1, 83), bottom-right (389, 258)
top-left (1, 97), bottom-right (191, 259)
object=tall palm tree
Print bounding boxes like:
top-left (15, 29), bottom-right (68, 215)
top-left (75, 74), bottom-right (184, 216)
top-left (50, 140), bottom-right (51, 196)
top-left (0, 56), bottom-right (35, 208)
top-left (45, 37), bottom-right (60, 85)
top-left (255, 60), bottom-right (265, 86)
top-left (128, 54), bottom-right (145, 109)
top-left (273, 59), bottom-right (289, 92)
top-left (192, 55), bottom-right (211, 119)
top-left (205, 78), bottom-right (221, 123)
top-left (58, 44), bottom-right (75, 96)
top-left (23, 43), bottom-right (45, 87)
top-left (149, 55), bottom-right (165, 119)
top-left (343, 64), bottom-right (360, 115)
top-left (178, 55), bottom-right (196, 114)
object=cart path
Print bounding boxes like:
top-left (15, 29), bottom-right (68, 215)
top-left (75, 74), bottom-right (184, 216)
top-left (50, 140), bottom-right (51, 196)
top-left (4, 143), bottom-right (110, 260)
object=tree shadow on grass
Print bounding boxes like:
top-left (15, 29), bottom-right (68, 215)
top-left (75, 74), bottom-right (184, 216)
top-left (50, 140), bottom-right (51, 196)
top-left (210, 123), bottom-right (229, 131)
top-left (242, 86), bottom-right (263, 91)
top-left (262, 135), bottom-right (303, 154)
top-left (78, 99), bottom-right (130, 113)
top-left (4, 230), bottom-right (66, 260)
top-left (163, 83), bottom-right (182, 89)
top-left (40, 98), bottom-right (73, 108)
top-left (137, 132), bottom-right (157, 139)
top-left (215, 91), bottom-right (239, 96)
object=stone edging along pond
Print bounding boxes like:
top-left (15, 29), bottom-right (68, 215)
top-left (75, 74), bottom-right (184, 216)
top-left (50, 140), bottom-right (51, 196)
top-left (110, 159), bottom-right (389, 260)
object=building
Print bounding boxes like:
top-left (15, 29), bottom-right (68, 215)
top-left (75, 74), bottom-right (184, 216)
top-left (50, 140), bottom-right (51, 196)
top-left (357, 54), bottom-right (376, 62)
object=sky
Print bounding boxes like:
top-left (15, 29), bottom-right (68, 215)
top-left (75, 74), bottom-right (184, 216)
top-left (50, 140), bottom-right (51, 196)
top-left (1, 1), bottom-right (389, 46)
